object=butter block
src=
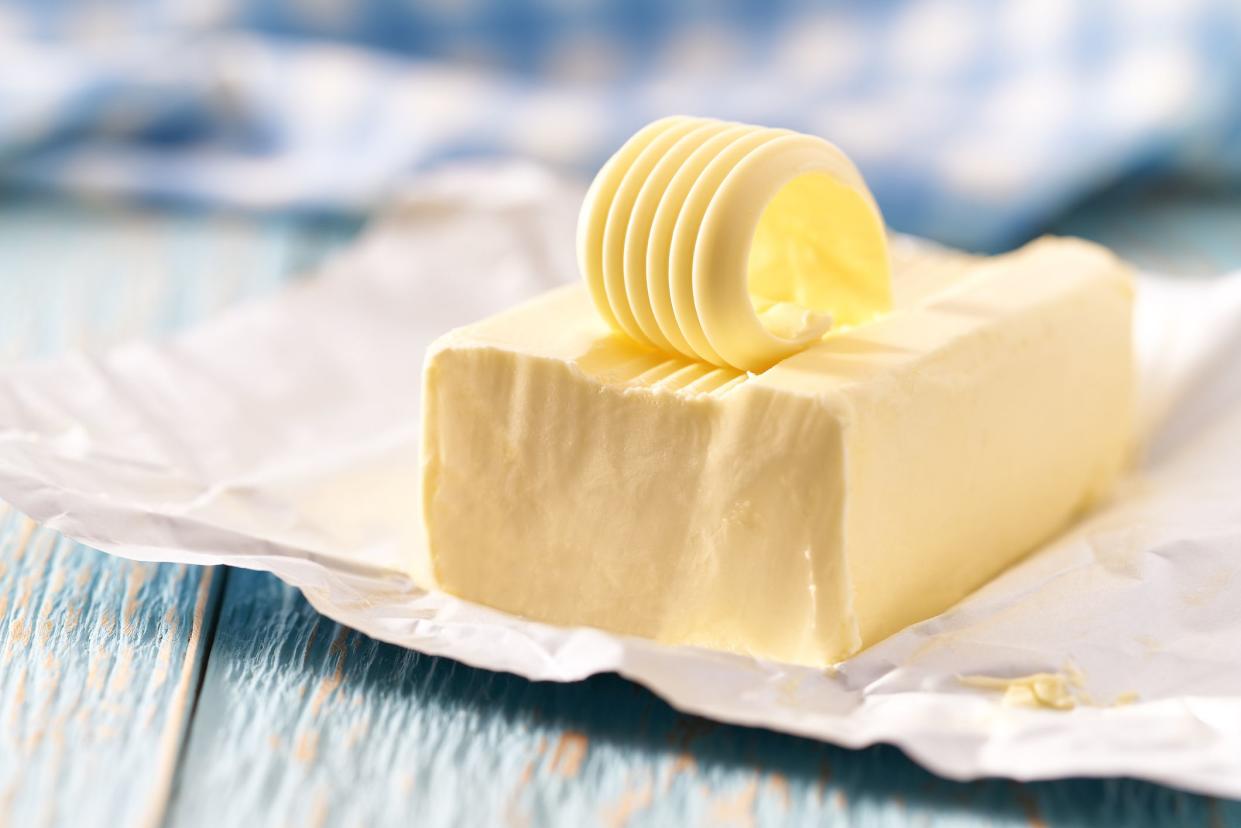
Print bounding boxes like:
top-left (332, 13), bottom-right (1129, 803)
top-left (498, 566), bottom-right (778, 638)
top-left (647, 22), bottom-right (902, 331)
top-left (421, 237), bottom-right (1133, 666)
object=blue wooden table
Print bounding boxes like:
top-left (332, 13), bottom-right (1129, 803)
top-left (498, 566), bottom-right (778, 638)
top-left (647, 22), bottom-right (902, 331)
top-left (2, 186), bottom-right (1240, 827)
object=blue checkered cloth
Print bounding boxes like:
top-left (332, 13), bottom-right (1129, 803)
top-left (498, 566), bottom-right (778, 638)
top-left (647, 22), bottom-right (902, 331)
top-left (2, 0), bottom-right (1240, 250)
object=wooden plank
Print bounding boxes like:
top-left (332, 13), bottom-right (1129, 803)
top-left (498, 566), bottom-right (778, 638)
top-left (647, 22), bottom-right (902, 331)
top-left (169, 570), bottom-right (1241, 827)
top-left (0, 197), bottom-right (359, 828)
top-left (0, 506), bottom-right (219, 828)
top-left (0, 200), bottom-right (228, 828)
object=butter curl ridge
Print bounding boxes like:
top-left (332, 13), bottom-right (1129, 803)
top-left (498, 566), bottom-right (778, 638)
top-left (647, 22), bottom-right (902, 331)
top-left (577, 116), bottom-right (892, 372)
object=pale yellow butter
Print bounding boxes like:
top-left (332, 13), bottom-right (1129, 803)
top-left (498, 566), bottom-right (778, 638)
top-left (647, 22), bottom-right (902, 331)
top-left (421, 237), bottom-right (1133, 666)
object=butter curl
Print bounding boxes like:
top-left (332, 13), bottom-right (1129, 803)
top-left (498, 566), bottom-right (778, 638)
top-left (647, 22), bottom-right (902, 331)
top-left (578, 116), bottom-right (891, 372)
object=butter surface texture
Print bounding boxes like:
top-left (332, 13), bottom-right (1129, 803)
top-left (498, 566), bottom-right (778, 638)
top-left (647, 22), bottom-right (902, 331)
top-left (421, 237), bottom-right (1133, 666)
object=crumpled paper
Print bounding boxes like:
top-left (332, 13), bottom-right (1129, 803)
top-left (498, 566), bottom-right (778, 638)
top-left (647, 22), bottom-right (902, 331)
top-left (3, 165), bottom-right (1241, 797)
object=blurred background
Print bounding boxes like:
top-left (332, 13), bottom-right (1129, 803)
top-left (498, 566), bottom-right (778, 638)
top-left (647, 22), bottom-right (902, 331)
top-left (2, 0), bottom-right (1241, 251)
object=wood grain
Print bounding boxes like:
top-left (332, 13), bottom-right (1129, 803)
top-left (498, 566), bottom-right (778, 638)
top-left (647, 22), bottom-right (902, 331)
top-left (0, 198), bottom-right (358, 828)
top-left (169, 570), bottom-right (1241, 827)
top-left (0, 505), bottom-right (219, 828)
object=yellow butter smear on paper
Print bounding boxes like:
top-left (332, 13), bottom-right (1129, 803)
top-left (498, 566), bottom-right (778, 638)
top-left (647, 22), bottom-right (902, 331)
top-left (959, 663), bottom-right (1139, 711)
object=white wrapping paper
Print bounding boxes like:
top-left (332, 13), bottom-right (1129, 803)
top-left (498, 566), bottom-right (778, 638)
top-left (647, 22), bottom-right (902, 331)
top-left (3, 165), bottom-right (1241, 797)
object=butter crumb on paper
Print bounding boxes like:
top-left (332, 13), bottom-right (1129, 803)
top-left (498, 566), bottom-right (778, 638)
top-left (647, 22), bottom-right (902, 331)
top-left (960, 673), bottom-right (1078, 710)
top-left (958, 663), bottom-right (1140, 711)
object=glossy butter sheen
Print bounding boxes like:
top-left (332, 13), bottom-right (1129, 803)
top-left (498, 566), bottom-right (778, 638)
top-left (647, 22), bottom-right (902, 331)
top-left (420, 237), bottom-right (1133, 666)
